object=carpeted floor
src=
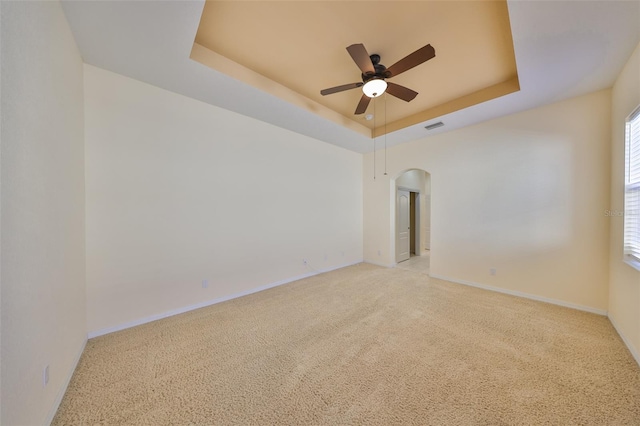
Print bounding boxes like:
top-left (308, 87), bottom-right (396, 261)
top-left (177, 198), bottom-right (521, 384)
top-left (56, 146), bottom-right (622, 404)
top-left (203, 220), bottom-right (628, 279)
top-left (53, 263), bottom-right (640, 425)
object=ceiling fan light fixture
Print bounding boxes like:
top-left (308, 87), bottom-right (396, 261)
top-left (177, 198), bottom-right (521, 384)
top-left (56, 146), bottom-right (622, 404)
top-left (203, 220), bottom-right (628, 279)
top-left (362, 79), bottom-right (387, 98)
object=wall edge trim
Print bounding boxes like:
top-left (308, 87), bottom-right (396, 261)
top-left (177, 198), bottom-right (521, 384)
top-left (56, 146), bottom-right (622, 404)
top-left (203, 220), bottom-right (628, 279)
top-left (44, 337), bottom-right (87, 425)
top-left (88, 260), bottom-right (363, 338)
top-left (429, 274), bottom-right (608, 316)
top-left (608, 313), bottom-right (640, 368)
top-left (363, 260), bottom-right (395, 268)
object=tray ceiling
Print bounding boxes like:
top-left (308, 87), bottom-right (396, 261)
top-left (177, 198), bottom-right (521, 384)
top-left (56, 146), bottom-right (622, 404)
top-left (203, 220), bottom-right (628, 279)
top-left (192, 0), bottom-right (519, 138)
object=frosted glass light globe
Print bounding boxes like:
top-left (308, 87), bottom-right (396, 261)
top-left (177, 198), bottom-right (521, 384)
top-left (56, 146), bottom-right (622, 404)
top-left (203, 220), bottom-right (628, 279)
top-left (362, 79), bottom-right (387, 98)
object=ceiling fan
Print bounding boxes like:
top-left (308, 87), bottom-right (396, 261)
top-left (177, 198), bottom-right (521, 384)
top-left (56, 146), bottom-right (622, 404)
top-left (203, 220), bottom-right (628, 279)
top-left (320, 43), bottom-right (436, 115)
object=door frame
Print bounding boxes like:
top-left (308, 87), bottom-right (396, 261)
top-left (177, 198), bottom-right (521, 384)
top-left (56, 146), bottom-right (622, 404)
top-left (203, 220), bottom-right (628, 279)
top-left (396, 186), bottom-right (420, 263)
top-left (412, 191), bottom-right (420, 255)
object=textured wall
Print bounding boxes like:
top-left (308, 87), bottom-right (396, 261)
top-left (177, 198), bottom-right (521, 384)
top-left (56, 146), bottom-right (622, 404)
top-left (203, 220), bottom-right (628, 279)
top-left (364, 90), bottom-right (612, 312)
top-left (84, 65), bottom-right (363, 335)
top-left (609, 41), bottom-right (640, 364)
top-left (1, 1), bottom-right (86, 424)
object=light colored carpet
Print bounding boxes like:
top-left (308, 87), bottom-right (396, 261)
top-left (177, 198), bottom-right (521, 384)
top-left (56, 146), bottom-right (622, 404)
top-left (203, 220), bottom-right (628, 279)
top-left (53, 263), bottom-right (640, 425)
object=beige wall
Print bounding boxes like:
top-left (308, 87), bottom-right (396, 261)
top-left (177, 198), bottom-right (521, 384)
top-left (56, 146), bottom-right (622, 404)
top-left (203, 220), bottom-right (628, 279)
top-left (609, 41), bottom-right (640, 363)
top-left (0, 7), bottom-right (636, 425)
top-left (364, 90), bottom-right (612, 313)
top-left (1, 2), bottom-right (87, 424)
top-left (84, 65), bottom-right (363, 335)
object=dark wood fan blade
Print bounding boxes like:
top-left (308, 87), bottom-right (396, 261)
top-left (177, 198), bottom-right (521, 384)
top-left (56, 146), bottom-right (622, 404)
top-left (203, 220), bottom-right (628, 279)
top-left (385, 44), bottom-right (435, 78)
top-left (386, 82), bottom-right (418, 102)
top-left (320, 82), bottom-right (363, 96)
top-left (347, 44), bottom-right (375, 75)
top-left (355, 94), bottom-right (371, 114)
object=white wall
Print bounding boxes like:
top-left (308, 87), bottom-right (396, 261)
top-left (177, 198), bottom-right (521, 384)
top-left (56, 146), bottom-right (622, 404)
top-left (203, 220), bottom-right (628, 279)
top-left (364, 90), bottom-right (612, 312)
top-left (84, 65), bottom-right (363, 335)
top-left (396, 169), bottom-right (425, 191)
top-left (423, 173), bottom-right (431, 250)
top-left (609, 40), bottom-right (640, 364)
top-left (1, 2), bottom-right (86, 425)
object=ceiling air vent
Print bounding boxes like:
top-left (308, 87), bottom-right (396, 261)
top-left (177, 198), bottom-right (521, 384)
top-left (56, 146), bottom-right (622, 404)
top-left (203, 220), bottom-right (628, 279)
top-left (425, 122), bottom-right (444, 131)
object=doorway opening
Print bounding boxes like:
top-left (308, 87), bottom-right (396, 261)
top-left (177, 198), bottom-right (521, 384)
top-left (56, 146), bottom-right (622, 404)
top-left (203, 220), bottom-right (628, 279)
top-left (410, 192), bottom-right (419, 256)
top-left (394, 169), bottom-right (431, 272)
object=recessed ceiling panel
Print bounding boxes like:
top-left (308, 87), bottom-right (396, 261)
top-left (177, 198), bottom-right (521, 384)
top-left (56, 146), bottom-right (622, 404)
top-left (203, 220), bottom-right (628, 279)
top-left (192, 0), bottom-right (519, 137)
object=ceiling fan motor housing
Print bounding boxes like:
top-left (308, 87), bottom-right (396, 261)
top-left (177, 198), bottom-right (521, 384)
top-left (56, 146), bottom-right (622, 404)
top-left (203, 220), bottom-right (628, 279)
top-left (362, 54), bottom-right (388, 82)
top-left (319, 43), bottom-right (435, 114)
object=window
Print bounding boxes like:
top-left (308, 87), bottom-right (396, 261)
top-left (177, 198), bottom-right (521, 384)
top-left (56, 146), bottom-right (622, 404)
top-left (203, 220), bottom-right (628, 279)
top-left (624, 105), bottom-right (640, 269)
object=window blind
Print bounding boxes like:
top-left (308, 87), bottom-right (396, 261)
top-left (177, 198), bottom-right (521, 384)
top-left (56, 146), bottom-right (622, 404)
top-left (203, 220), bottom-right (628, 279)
top-left (624, 106), bottom-right (640, 264)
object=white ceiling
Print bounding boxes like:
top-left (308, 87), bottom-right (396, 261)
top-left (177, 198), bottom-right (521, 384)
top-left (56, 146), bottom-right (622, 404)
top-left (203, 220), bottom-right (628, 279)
top-left (61, 0), bottom-right (640, 154)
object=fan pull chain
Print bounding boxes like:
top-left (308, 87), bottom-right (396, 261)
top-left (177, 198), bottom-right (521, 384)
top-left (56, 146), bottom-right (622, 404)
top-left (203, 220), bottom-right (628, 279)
top-left (373, 96), bottom-right (376, 180)
top-left (384, 93), bottom-right (388, 176)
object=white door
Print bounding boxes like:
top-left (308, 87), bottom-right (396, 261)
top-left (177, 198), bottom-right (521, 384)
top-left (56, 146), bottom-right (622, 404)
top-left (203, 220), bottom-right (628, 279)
top-left (396, 189), bottom-right (410, 263)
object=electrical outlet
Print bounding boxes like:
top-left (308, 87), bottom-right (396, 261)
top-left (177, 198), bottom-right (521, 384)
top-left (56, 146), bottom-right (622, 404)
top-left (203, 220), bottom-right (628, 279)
top-left (377, 250), bottom-right (381, 256)
top-left (324, 254), bottom-right (328, 261)
top-left (202, 280), bottom-right (208, 289)
top-left (490, 268), bottom-right (497, 276)
top-left (341, 251), bottom-right (345, 257)
top-left (303, 259), bottom-right (308, 266)
top-left (43, 365), bottom-right (49, 387)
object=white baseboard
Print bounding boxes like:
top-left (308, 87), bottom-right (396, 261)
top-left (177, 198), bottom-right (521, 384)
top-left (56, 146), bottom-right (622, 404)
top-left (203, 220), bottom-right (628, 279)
top-left (364, 260), bottom-right (395, 268)
top-left (428, 274), bottom-right (640, 368)
top-left (45, 337), bottom-right (87, 425)
top-left (88, 260), bottom-right (363, 339)
top-left (607, 314), bottom-right (640, 367)
top-left (429, 274), bottom-right (608, 316)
